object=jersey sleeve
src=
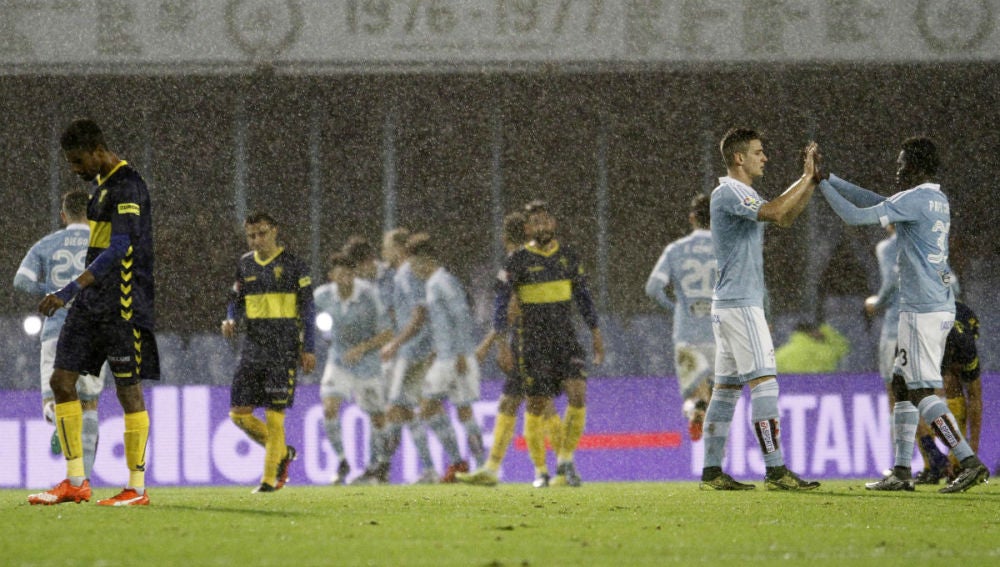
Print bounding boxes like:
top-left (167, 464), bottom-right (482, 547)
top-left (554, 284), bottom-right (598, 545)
top-left (718, 184), bottom-right (766, 222)
top-left (492, 259), bottom-right (516, 331)
top-left (819, 180), bottom-right (882, 226)
top-left (14, 242), bottom-right (45, 295)
top-left (569, 252), bottom-right (599, 329)
top-left (644, 247), bottom-right (675, 312)
top-left (296, 263), bottom-right (316, 353)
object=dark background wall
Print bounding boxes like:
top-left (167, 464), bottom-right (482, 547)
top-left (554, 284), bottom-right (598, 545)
top-left (3, 64), bottom-right (998, 335)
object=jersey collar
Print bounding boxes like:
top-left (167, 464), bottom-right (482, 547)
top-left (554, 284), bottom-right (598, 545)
top-left (525, 240), bottom-right (560, 257)
top-left (253, 246), bottom-right (284, 266)
top-left (97, 161), bottom-right (128, 187)
top-left (719, 176), bottom-right (754, 193)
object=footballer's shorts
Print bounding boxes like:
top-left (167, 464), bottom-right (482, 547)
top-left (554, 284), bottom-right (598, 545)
top-left (424, 355), bottom-right (481, 406)
top-left (711, 305), bottom-right (776, 386)
top-left (518, 336), bottom-right (587, 398)
top-left (40, 336), bottom-right (106, 404)
top-left (231, 352), bottom-right (298, 410)
top-left (55, 309), bottom-right (160, 386)
top-left (387, 357), bottom-right (431, 409)
top-left (894, 310), bottom-right (954, 390)
top-left (877, 336), bottom-right (897, 385)
top-left (674, 342), bottom-right (715, 398)
top-left (321, 363), bottom-right (386, 415)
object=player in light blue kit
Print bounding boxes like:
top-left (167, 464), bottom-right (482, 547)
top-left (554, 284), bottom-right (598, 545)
top-left (817, 136), bottom-right (989, 493)
top-left (406, 233), bottom-right (484, 479)
top-left (314, 252), bottom-right (394, 485)
top-left (701, 128), bottom-right (821, 491)
top-left (645, 193), bottom-right (717, 441)
top-left (14, 190), bottom-right (105, 480)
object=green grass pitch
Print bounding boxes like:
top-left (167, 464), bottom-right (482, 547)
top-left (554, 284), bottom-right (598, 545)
top-left (4, 481), bottom-right (998, 566)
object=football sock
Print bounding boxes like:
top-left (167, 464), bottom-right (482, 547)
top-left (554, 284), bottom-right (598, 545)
top-left (524, 413), bottom-right (548, 474)
top-left (323, 417), bottom-right (345, 460)
top-left (55, 400), bottom-right (85, 481)
top-left (918, 395), bottom-right (973, 461)
top-left (81, 409), bottom-right (100, 480)
top-left (262, 409), bottom-right (286, 486)
top-left (703, 388), bottom-right (740, 469)
top-left (461, 414), bottom-right (486, 464)
top-left (750, 380), bottom-right (783, 467)
top-left (543, 413), bottom-right (564, 456)
top-left (408, 420), bottom-right (435, 470)
top-left (230, 411), bottom-right (268, 446)
top-left (123, 411), bottom-right (150, 491)
top-left (558, 405), bottom-right (586, 462)
top-left (426, 412), bottom-right (462, 463)
top-left (486, 413), bottom-right (517, 472)
top-left (892, 401), bottom-right (919, 470)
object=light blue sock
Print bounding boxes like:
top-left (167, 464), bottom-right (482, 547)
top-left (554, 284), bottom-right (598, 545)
top-left (426, 412), bottom-right (462, 464)
top-left (82, 409), bottom-right (99, 480)
top-left (750, 380), bottom-right (783, 468)
top-left (324, 417), bottom-right (344, 461)
top-left (703, 388), bottom-right (740, 469)
top-left (917, 395), bottom-right (974, 462)
top-left (461, 414), bottom-right (485, 464)
top-left (408, 420), bottom-right (435, 470)
top-left (892, 401), bottom-right (919, 469)
top-left (371, 425), bottom-right (390, 465)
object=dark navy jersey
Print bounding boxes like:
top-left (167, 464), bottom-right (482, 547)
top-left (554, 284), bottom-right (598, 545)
top-left (943, 301), bottom-right (979, 383)
top-left (493, 241), bottom-right (598, 342)
top-left (231, 248), bottom-right (315, 361)
top-left (74, 161), bottom-right (156, 329)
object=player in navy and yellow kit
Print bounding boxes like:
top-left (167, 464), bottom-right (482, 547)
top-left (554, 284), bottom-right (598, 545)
top-left (491, 200), bottom-right (603, 488)
top-left (30, 118), bottom-right (159, 507)
top-left (222, 211), bottom-right (316, 493)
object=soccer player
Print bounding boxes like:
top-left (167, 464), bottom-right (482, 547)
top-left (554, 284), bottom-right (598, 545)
top-left (457, 212), bottom-right (562, 486)
top-left (644, 193), bottom-right (717, 441)
top-left (817, 136), bottom-right (989, 493)
top-left (222, 211), bottom-right (316, 493)
top-left (29, 118), bottom-right (159, 506)
top-left (491, 200), bottom-right (604, 488)
top-left (15, 190), bottom-right (106, 479)
top-left (376, 228), bottom-right (442, 484)
top-left (939, 300), bottom-right (981, 479)
top-left (700, 128), bottom-right (821, 491)
top-left (404, 233), bottom-right (485, 479)
top-left (314, 252), bottom-right (394, 485)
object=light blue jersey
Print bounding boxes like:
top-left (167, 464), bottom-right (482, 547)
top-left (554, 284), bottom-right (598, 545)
top-left (872, 234), bottom-right (900, 342)
top-left (13, 223), bottom-right (90, 342)
top-left (820, 175), bottom-right (955, 314)
top-left (710, 177), bottom-right (767, 308)
top-left (424, 267), bottom-right (476, 359)
top-left (375, 261), bottom-right (395, 315)
top-left (392, 261), bottom-right (433, 360)
top-left (314, 278), bottom-right (391, 379)
top-left (645, 229), bottom-right (717, 344)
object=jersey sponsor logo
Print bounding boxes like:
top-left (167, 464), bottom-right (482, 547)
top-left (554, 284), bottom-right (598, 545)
top-left (298, 276), bottom-right (311, 288)
top-left (527, 266), bottom-right (544, 272)
top-left (117, 202), bottom-right (141, 215)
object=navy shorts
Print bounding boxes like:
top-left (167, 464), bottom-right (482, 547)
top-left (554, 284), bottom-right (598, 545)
top-left (54, 308), bottom-right (160, 386)
top-left (231, 353), bottom-right (298, 410)
top-left (517, 335), bottom-right (586, 398)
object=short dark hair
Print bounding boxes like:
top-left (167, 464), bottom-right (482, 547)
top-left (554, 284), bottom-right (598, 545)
top-left (343, 235), bottom-right (376, 264)
top-left (245, 211), bottom-right (278, 226)
top-left (523, 199), bottom-right (550, 217)
top-left (690, 193), bottom-right (710, 227)
top-left (901, 136), bottom-right (940, 176)
top-left (60, 118), bottom-right (107, 152)
top-left (62, 189), bottom-right (90, 219)
top-left (327, 251), bottom-right (356, 271)
top-left (502, 212), bottom-right (527, 246)
top-left (720, 128), bottom-right (763, 168)
top-left (405, 232), bottom-right (434, 258)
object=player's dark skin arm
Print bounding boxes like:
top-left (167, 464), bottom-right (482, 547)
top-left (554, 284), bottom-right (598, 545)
top-left (38, 270), bottom-right (96, 317)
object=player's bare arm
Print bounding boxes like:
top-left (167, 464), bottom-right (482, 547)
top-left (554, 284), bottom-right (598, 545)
top-left (757, 142), bottom-right (820, 228)
top-left (39, 269), bottom-right (96, 316)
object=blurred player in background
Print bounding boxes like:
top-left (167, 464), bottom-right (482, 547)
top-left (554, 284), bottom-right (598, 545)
top-left (645, 193), bottom-right (717, 441)
top-left (458, 212), bottom-right (562, 486)
top-left (937, 300), bottom-right (981, 480)
top-left (223, 211), bottom-right (315, 493)
top-left (314, 252), bottom-right (394, 485)
top-left (30, 118), bottom-right (159, 506)
top-left (377, 228), bottom-right (441, 483)
top-left (700, 129), bottom-right (820, 491)
top-left (491, 200), bottom-right (604, 488)
top-left (406, 233), bottom-right (485, 480)
top-left (15, 189), bottom-right (105, 480)
top-left (819, 136), bottom-right (989, 493)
